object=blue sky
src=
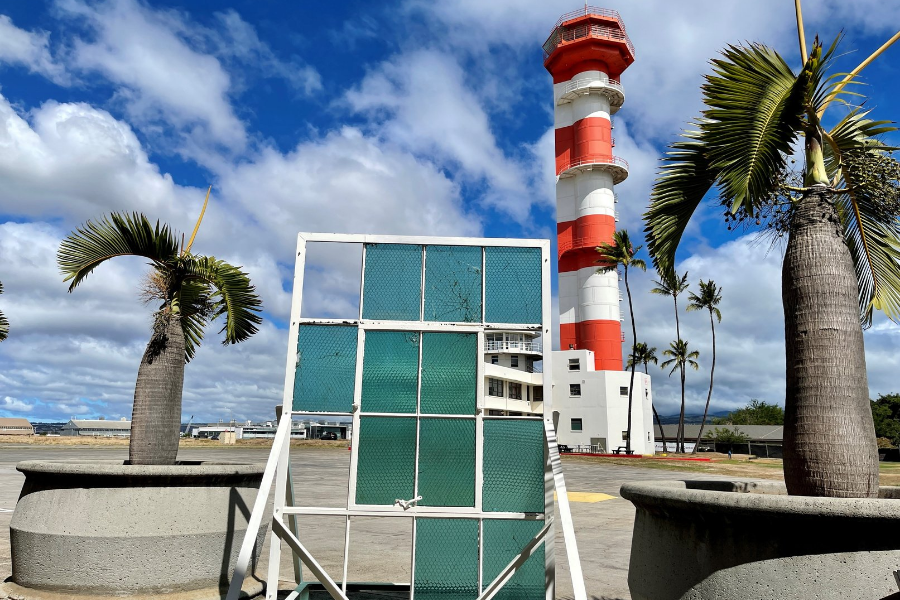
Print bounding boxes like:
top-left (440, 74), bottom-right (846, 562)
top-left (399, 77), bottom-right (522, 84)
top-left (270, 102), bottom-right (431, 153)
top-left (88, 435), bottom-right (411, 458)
top-left (0, 0), bottom-right (898, 422)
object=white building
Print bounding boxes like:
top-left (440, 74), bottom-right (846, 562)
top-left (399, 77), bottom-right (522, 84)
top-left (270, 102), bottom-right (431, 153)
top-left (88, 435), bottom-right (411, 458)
top-left (551, 348), bottom-right (654, 454)
top-left (481, 335), bottom-right (654, 454)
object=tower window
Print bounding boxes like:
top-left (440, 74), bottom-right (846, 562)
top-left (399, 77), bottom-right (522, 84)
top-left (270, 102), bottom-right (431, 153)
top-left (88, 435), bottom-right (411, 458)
top-left (488, 378), bottom-right (504, 397)
top-left (569, 384), bottom-right (581, 397)
top-left (491, 355), bottom-right (499, 365)
top-left (568, 358), bottom-right (580, 371)
top-left (509, 383), bottom-right (522, 400)
top-left (510, 355), bottom-right (519, 368)
top-left (571, 418), bottom-right (583, 431)
top-left (620, 386), bottom-right (629, 396)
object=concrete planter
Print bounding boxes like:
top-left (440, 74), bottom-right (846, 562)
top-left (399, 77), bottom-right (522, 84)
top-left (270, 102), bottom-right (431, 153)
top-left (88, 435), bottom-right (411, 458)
top-left (2, 460), bottom-right (268, 599)
top-left (620, 480), bottom-right (900, 600)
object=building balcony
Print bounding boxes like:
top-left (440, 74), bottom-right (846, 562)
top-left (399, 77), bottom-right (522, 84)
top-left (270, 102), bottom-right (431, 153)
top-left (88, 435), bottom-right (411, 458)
top-left (557, 78), bottom-right (624, 113)
top-left (558, 155), bottom-right (628, 184)
top-left (485, 339), bottom-right (542, 354)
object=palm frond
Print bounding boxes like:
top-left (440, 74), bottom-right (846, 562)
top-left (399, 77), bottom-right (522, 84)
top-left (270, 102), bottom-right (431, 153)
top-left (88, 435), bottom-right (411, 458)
top-left (596, 230), bottom-right (646, 274)
top-left (826, 114), bottom-right (900, 326)
top-left (175, 279), bottom-right (215, 362)
top-left (837, 155), bottom-right (900, 326)
top-left (644, 134), bottom-right (717, 273)
top-left (58, 212), bottom-right (180, 292)
top-left (180, 255), bottom-right (263, 345)
top-left (701, 42), bottom-right (806, 213)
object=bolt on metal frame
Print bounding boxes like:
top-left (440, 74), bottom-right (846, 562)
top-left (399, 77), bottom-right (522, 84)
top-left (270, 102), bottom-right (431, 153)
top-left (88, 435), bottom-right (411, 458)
top-left (226, 232), bottom-right (587, 600)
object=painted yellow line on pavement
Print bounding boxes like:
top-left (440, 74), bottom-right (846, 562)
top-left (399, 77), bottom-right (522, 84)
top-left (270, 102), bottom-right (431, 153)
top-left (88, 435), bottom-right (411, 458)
top-left (554, 491), bottom-right (616, 503)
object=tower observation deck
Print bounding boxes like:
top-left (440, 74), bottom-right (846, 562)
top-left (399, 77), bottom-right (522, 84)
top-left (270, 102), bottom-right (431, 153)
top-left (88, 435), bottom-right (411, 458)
top-left (544, 7), bottom-right (635, 371)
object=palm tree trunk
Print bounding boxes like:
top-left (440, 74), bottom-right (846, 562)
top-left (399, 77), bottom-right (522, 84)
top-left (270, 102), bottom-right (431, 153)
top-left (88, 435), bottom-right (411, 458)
top-left (647, 365), bottom-right (667, 452)
top-left (625, 267), bottom-right (637, 454)
top-left (129, 310), bottom-right (185, 465)
top-left (694, 312), bottom-right (717, 453)
top-left (782, 189), bottom-right (879, 497)
top-left (673, 295), bottom-right (686, 452)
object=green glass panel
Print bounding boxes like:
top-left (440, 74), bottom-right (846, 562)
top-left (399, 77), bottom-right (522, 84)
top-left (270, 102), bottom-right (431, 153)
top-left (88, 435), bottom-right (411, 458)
top-left (414, 518), bottom-right (478, 600)
top-left (355, 417), bottom-right (416, 505)
top-left (362, 244), bottom-right (422, 321)
top-left (361, 331), bottom-right (419, 413)
top-left (483, 419), bottom-right (544, 513)
top-left (424, 245), bottom-right (482, 323)
top-left (484, 247), bottom-right (542, 325)
top-left (483, 520), bottom-right (545, 600)
top-left (420, 333), bottom-right (476, 415)
top-left (293, 325), bottom-right (357, 413)
top-left (418, 418), bottom-right (475, 507)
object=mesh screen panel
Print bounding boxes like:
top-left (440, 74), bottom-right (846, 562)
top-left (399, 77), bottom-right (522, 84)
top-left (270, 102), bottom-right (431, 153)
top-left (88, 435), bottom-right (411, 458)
top-left (420, 333), bottom-right (477, 415)
top-left (482, 520), bottom-right (545, 600)
top-left (424, 245), bottom-right (483, 323)
top-left (360, 331), bottom-right (419, 413)
top-left (414, 518), bottom-right (478, 600)
top-left (483, 419), bottom-right (544, 513)
top-left (293, 325), bottom-right (358, 413)
top-left (355, 417), bottom-right (416, 505)
top-left (418, 418), bottom-right (476, 507)
top-left (484, 247), bottom-right (543, 325)
top-left (362, 244), bottom-right (422, 321)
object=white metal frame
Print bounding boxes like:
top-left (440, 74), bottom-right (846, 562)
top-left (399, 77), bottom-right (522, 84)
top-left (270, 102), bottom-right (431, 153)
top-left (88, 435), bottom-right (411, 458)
top-left (226, 232), bottom-right (586, 600)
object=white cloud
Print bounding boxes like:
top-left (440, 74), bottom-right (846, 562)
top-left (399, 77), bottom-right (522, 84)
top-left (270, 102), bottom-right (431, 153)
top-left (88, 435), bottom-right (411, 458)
top-left (58, 0), bottom-right (247, 151)
top-left (213, 9), bottom-right (321, 96)
top-left (0, 92), bottom-right (202, 225)
top-left (345, 50), bottom-right (540, 223)
top-left (0, 14), bottom-right (68, 84)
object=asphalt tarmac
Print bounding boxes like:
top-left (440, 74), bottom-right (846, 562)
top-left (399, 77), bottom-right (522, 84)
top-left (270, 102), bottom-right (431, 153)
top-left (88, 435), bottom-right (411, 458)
top-left (0, 445), bottom-right (736, 600)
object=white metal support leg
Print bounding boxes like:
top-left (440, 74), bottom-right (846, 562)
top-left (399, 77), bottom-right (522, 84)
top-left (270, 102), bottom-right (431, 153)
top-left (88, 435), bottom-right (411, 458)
top-left (225, 411), bottom-right (293, 600)
top-left (545, 419), bottom-right (588, 600)
top-left (272, 518), bottom-right (351, 600)
top-left (267, 411), bottom-right (293, 599)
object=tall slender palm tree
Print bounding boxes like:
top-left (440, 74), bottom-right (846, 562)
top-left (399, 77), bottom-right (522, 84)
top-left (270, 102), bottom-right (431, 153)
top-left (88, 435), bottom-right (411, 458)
top-left (58, 211), bottom-right (263, 465)
top-left (0, 282), bottom-right (8, 342)
top-left (660, 340), bottom-right (700, 451)
top-left (651, 269), bottom-right (689, 450)
top-left (643, 19), bottom-right (900, 495)
top-left (627, 342), bottom-right (665, 451)
top-left (687, 280), bottom-right (723, 453)
top-left (597, 230), bottom-right (646, 453)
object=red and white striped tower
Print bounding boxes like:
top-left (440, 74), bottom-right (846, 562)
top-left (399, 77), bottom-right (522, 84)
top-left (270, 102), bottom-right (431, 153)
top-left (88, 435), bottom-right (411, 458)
top-left (543, 7), bottom-right (635, 371)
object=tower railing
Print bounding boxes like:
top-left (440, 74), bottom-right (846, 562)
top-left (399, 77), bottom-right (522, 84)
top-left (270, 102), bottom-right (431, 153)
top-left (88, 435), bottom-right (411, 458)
top-left (561, 77), bottom-right (623, 96)
top-left (557, 155), bottom-right (629, 180)
top-left (543, 9), bottom-right (635, 59)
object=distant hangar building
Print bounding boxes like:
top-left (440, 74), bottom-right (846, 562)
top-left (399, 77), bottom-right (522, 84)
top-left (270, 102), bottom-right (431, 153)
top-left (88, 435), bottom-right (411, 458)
top-left (60, 418), bottom-right (131, 437)
top-left (0, 418), bottom-right (34, 436)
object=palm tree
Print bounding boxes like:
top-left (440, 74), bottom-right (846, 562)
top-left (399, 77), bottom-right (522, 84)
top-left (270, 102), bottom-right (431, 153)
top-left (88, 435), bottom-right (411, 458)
top-left (643, 15), bottom-right (900, 495)
top-left (58, 211), bottom-right (263, 465)
top-left (660, 340), bottom-right (700, 452)
top-left (627, 342), bottom-right (665, 451)
top-left (687, 280), bottom-right (723, 453)
top-left (0, 282), bottom-right (8, 342)
top-left (597, 230), bottom-right (646, 454)
top-left (651, 269), bottom-right (689, 450)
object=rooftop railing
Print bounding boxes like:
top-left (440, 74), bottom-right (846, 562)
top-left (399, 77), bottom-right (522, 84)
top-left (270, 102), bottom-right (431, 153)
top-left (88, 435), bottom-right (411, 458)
top-left (543, 7), bottom-right (635, 59)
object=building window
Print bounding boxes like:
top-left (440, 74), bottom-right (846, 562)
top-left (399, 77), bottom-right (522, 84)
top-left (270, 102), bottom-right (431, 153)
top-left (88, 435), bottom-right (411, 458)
top-left (568, 358), bottom-right (580, 371)
top-left (569, 384), bottom-right (581, 397)
top-left (509, 382), bottom-right (522, 400)
top-left (571, 418), bottom-right (583, 431)
top-left (488, 378), bottom-right (504, 397)
top-left (533, 386), bottom-right (543, 402)
top-left (620, 386), bottom-right (628, 396)
top-left (622, 430), bottom-right (629, 440)
top-left (510, 355), bottom-right (519, 368)
top-left (491, 355), bottom-right (499, 365)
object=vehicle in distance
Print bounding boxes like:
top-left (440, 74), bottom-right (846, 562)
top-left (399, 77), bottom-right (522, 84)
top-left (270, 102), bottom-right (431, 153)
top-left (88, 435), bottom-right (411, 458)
top-left (319, 432), bottom-right (338, 440)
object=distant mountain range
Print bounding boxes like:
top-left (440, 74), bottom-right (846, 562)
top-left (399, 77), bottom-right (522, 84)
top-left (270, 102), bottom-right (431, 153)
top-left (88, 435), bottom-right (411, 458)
top-left (656, 411), bottom-right (731, 425)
